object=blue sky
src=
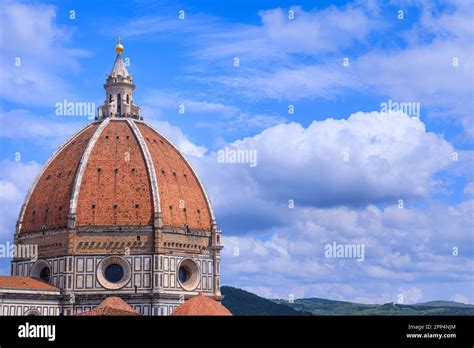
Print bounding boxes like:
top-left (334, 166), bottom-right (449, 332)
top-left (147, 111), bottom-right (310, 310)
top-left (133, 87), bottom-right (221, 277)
top-left (0, 0), bottom-right (473, 304)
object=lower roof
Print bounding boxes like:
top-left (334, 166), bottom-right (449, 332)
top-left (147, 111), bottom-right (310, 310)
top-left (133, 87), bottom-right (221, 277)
top-left (0, 276), bottom-right (59, 292)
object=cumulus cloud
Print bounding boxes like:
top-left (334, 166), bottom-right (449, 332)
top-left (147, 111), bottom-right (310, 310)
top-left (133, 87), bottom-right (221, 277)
top-left (0, 2), bottom-right (88, 106)
top-left (219, 200), bottom-right (473, 302)
top-left (258, 5), bottom-right (375, 54)
top-left (1, 3), bottom-right (68, 57)
top-left (0, 160), bottom-right (41, 276)
top-left (0, 108), bottom-right (87, 148)
top-left (0, 0), bottom-right (470, 305)
top-left (0, 105), bottom-right (470, 303)
top-left (137, 97), bottom-right (208, 157)
top-left (189, 110), bottom-right (472, 303)
top-left (354, 1), bottom-right (473, 122)
top-left (195, 111), bottom-right (454, 234)
top-left (147, 118), bottom-right (208, 158)
top-left (356, 41), bottom-right (473, 121)
top-left (120, 1), bottom-right (473, 135)
top-left (450, 294), bottom-right (470, 304)
top-left (0, 160), bottom-right (41, 239)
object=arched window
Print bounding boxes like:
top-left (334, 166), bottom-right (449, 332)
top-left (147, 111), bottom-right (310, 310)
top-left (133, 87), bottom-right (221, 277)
top-left (178, 267), bottom-right (187, 284)
top-left (39, 267), bottom-right (51, 283)
top-left (117, 93), bottom-right (122, 115)
top-left (126, 94), bottom-right (130, 104)
top-left (109, 94), bottom-right (112, 103)
top-left (25, 309), bottom-right (41, 316)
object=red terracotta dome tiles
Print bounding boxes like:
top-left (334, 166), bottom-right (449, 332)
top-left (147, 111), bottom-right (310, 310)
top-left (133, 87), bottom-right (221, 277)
top-left (75, 120), bottom-right (153, 226)
top-left (136, 123), bottom-right (212, 230)
top-left (20, 123), bottom-right (99, 233)
top-left (19, 119), bottom-right (214, 232)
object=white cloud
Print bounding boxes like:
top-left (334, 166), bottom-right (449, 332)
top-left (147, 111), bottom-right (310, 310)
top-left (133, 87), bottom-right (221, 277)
top-left (196, 111), bottom-right (454, 221)
top-left (142, 89), bottom-right (239, 116)
top-left (241, 286), bottom-right (275, 299)
top-left (0, 0), bottom-right (471, 305)
top-left (0, 160), bottom-right (41, 239)
top-left (142, 89), bottom-right (286, 134)
top-left (0, 3), bottom-right (88, 106)
top-left (398, 287), bottom-right (423, 304)
top-left (219, 199), bottom-right (473, 302)
top-left (355, 39), bottom-right (473, 120)
top-left (205, 65), bottom-right (359, 101)
top-left (0, 58), bottom-right (77, 106)
top-left (207, 8), bottom-right (473, 122)
top-left (464, 182), bottom-right (474, 196)
top-left (258, 5), bottom-right (375, 54)
top-left (119, 12), bottom-right (223, 38)
top-left (174, 2), bottom-right (473, 136)
top-left (0, 3), bottom-right (67, 57)
top-left (450, 294), bottom-right (470, 304)
top-left (190, 110), bottom-right (472, 302)
top-left (0, 108), bottom-right (87, 149)
top-left (196, 112), bottom-right (286, 134)
top-left (120, 4), bottom-right (379, 65)
top-left (147, 119), bottom-right (207, 158)
top-left (193, 4), bottom-right (380, 63)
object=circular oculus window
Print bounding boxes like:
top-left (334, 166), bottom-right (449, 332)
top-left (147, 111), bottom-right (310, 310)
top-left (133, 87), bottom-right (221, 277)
top-left (104, 264), bottom-right (124, 283)
top-left (97, 256), bottom-right (131, 290)
top-left (177, 259), bottom-right (200, 291)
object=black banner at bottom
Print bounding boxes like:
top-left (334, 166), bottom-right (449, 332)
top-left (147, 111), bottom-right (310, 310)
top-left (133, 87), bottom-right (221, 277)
top-left (0, 315), bottom-right (472, 346)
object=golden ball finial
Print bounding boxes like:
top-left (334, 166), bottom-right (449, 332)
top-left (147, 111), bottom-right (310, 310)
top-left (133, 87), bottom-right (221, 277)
top-left (115, 36), bottom-right (124, 55)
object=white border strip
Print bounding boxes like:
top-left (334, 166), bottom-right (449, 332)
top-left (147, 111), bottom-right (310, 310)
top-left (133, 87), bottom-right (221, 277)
top-left (68, 119), bottom-right (111, 227)
top-left (126, 119), bottom-right (161, 220)
top-left (134, 120), bottom-right (216, 224)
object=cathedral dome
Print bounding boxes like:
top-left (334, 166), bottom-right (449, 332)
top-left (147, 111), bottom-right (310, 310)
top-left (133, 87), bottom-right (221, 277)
top-left (7, 39), bottom-right (223, 317)
top-left (17, 118), bottom-right (214, 233)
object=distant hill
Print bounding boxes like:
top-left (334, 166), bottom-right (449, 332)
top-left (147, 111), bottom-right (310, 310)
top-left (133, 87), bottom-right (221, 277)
top-left (273, 297), bottom-right (474, 316)
top-left (273, 297), bottom-right (377, 315)
top-left (415, 300), bottom-right (474, 308)
top-left (220, 286), bottom-right (310, 315)
top-left (220, 286), bottom-right (474, 316)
